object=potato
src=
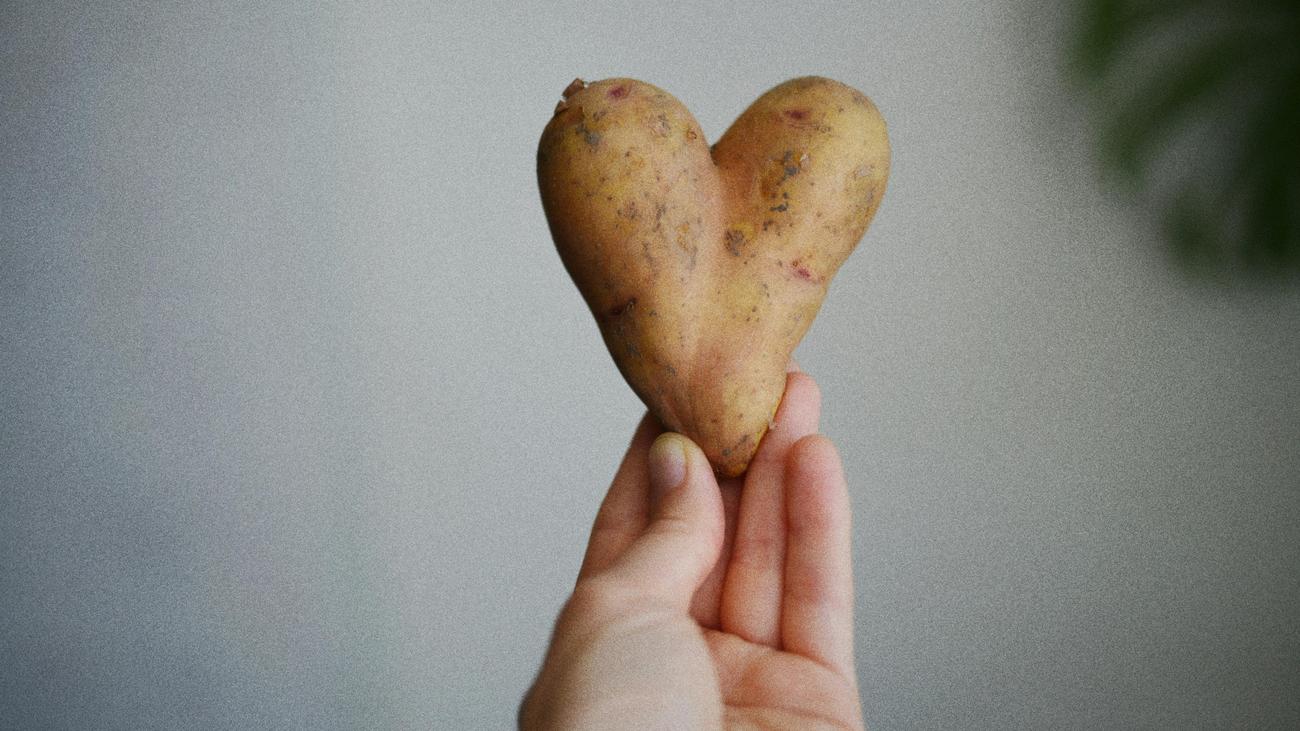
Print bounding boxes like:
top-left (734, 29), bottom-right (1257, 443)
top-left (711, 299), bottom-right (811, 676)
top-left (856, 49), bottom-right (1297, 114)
top-left (538, 76), bottom-right (889, 476)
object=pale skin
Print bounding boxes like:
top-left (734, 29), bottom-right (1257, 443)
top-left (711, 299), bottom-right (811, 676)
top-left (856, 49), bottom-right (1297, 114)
top-left (520, 367), bottom-right (863, 729)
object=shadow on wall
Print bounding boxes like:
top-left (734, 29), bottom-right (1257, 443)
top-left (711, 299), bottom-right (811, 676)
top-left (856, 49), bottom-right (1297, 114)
top-left (1069, 0), bottom-right (1300, 278)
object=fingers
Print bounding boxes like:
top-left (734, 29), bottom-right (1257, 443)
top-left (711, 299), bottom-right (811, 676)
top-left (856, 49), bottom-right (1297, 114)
top-left (688, 476), bottom-right (741, 628)
top-left (577, 412), bottom-right (661, 582)
top-left (780, 435), bottom-right (856, 678)
top-left (720, 371), bottom-right (822, 645)
top-left (605, 433), bottom-right (725, 609)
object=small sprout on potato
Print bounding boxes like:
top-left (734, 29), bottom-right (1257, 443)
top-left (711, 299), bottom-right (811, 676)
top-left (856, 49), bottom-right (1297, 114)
top-left (562, 78), bottom-right (587, 98)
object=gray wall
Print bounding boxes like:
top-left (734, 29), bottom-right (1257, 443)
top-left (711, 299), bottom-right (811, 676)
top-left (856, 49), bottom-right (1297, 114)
top-left (3, 2), bottom-right (1297, 728)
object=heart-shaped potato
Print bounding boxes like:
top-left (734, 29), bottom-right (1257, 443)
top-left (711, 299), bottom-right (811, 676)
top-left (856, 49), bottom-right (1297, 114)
top-left (538, 76), bottom-right (889, 476)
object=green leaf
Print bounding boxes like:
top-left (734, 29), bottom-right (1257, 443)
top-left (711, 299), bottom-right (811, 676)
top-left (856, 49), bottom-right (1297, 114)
top-left (1102, 31), bottom-right (1264, 180)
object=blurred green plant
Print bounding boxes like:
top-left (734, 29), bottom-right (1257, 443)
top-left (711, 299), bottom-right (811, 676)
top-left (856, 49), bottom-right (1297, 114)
top-left (1070, 0), bottom-right (1300, 275)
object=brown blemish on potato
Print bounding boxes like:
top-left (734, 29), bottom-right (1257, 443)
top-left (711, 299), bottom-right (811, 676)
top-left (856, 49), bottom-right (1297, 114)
top-left (675, 223), bottom-right (697, 269)
top-left (719, 432), bottom-right (754, 458)
top-left (608, 297), bottom-right (637, 317)
top-left (617, 200), bottom-right (639, 220)
top-left (608, 84), bottom-right (629, 99)
top-left (640, 239), bottom-right (658, 271)
top-left (784, 108), bottom-right (809, 121)
top-left (575, 122), bottom-right (601, 148)
top-left (760, 150), bottom-right (803, 199)
top-left (650, 113), bottom-right (671, 137)
top-left (606, 296), bottom-right (640, 358)
top-left (724, 228), bottom-right (746, 256)
top-left (619, 333), bottom-right (640, 358)
top-left (783, 150), bottom-right (801, 178)
top-left (769, 202), bottom-right (788, 212)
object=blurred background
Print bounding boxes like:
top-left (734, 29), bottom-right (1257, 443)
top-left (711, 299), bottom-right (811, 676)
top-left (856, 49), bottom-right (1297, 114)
top-left (2, 2), bottom-right (1297, 728)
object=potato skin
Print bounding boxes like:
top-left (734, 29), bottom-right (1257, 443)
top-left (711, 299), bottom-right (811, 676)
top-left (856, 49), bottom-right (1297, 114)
top-left (713, 76), bottom-right (890, 282)
top-left (539, 77), bottom-right (889, 476)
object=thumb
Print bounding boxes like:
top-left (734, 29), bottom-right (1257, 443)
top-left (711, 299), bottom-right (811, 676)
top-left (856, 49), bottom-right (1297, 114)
top-left (607, 433), bottom-right (724, 608)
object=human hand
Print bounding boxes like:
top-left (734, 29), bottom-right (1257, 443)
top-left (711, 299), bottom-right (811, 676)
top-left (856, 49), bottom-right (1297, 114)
top-left (520, 369), bottom-right (863, 729)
